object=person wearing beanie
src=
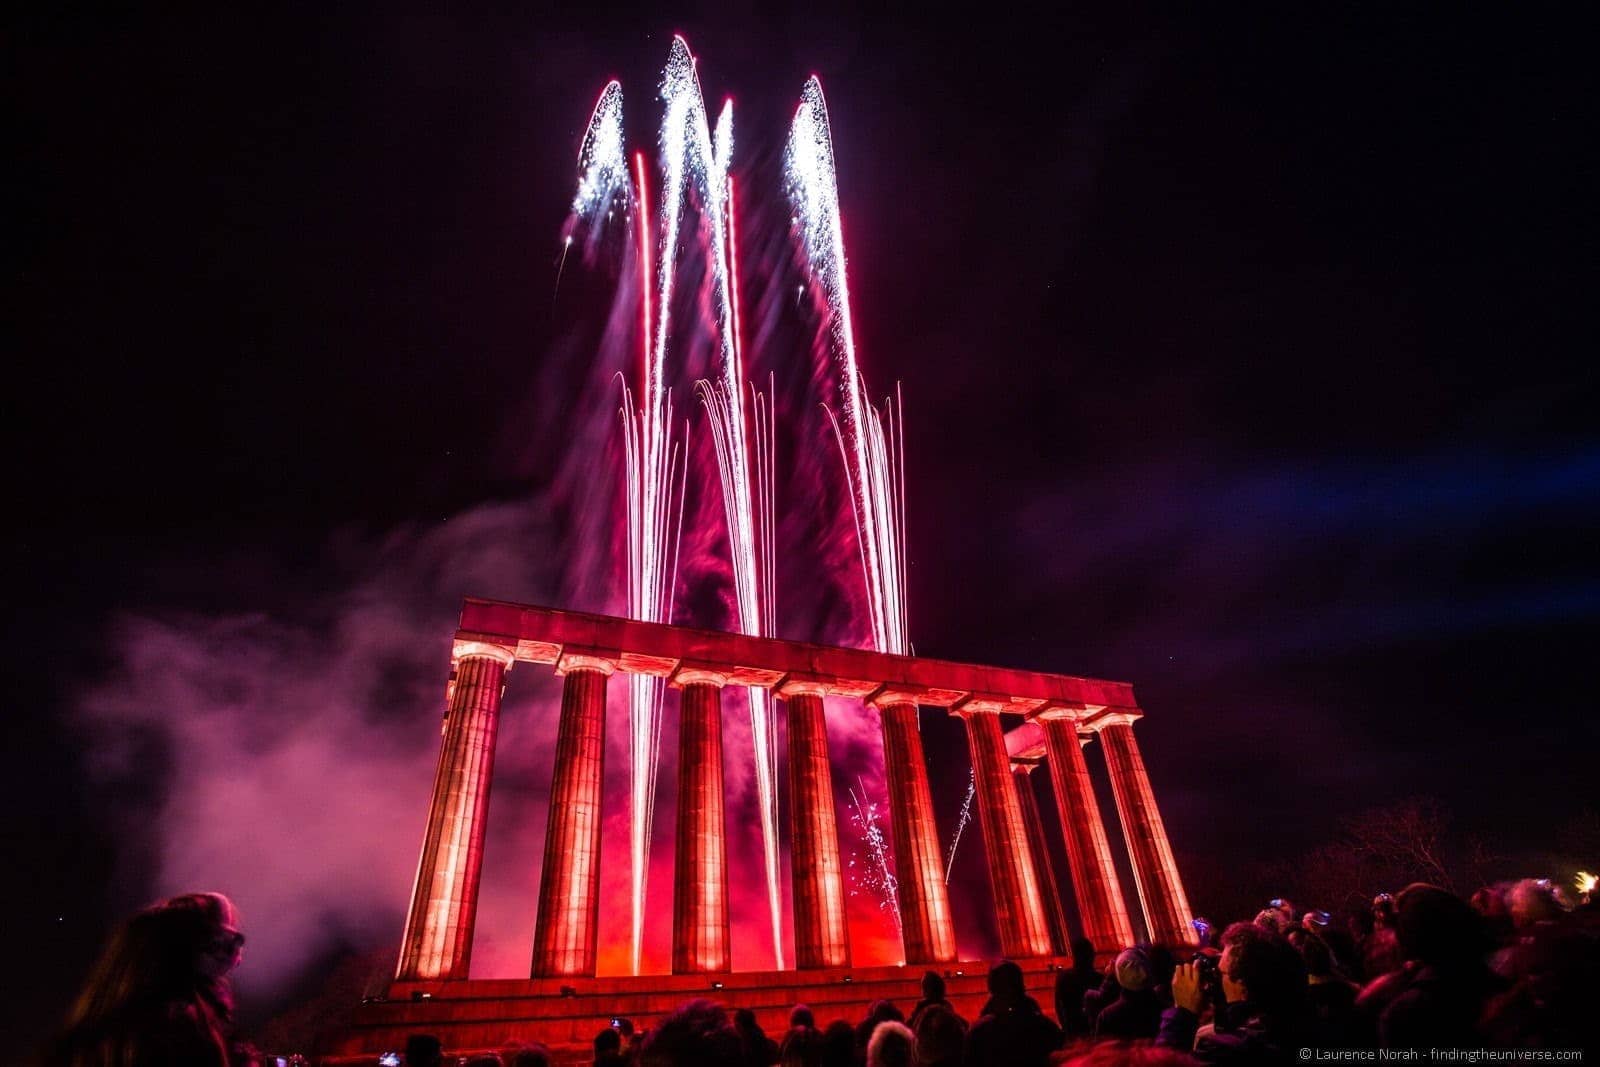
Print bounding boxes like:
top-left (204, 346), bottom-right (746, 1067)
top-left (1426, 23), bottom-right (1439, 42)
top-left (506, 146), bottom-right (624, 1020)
top-left (1094, 947), bottom-right (1165, 1041)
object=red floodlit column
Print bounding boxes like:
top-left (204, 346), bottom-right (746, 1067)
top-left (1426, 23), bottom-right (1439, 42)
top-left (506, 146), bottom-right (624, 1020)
top-left (877, 700), bottom-right (957, 964)
top-left (529, 656), bottom-right (613, 977)
top-left (672, 672), bottom-right (731, 973)
top-left (958, 708), bottom-right (1054, 958)
top-left (397, 644), bottom-right (512, 980)
top-left (1039, 712), bottom-right (1136, 952)
top-left (1013, 762), bottom-right (1070, 956)
top-left (783, 683), bottom-right (851, 969)
top-left (1094, 712), bottom-right (1198, 946)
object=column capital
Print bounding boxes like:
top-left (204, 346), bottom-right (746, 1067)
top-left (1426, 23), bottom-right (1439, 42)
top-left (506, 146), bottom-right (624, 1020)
top-left (865, 684), bottom-right (924, 709)
top-left (1034, 701), bottom-right (1099, 723)
top-left (671, 666), bottom-right (730, 689)
top-left (452, 640), bottom-right (516, 668)
top-left (777, 676), bottom-right (830, 699)
top-left (556, 651), bottom-right (618, 677)
top-left (1010, 758), bottom-right (1043, 775)
top-left (949, 694), bottom-right (1008, 717)
top-left (1081, 707), bottom-right (1144, 732)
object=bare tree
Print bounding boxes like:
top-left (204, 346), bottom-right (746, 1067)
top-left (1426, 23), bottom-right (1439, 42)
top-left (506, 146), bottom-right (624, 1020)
top-left (1342, 796), bottom-right (1454, 890)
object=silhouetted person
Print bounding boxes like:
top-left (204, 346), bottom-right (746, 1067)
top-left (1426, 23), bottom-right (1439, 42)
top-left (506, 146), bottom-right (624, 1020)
top-left (1480, 903), bottom-right (1598, 1048)
top-left (1094, 948), bottom-right (1163, 1041)
top-left (911, 1002), bottom-right (965, 1067)
top-left (1362, 892), bottom-right (1403, 978)
top-left (50, 892), bottom-right (250, 1067)
top-left (1054, 937), bottom-right (1100, 1038)
top-left (909, 970), bottom-right (960, 1032)
top-left (593, 1026), bottom-right (626, 1066)
top-left (865, 1020), bottom-right (913, 1067)
top-left (854, 999), bottom-right (903, 1059)
top-left (1299, 934), bottom-right (1360, 1046)
top-left (637, 998), bottom-right (741, 1067)
top-left (963, 961), bottom-right (1061, 1067)
top-left (1081, 963), bottom-right (1120, 1032)
top-left (818, 1021), bottom-right (855, 1067)
top-left (509, 1043), bottom-right (552, 1067)
top-left (734, 1007), bottom-right (778, 1067)
top-left (1055, 1042), bottom-right (1202, 1067)
top-left (406, 1034), bottom-right (445, 1067)
top-left (789, 1005), bottom-right (816, 1031)
top-left (778, 1024), bottom-right (823, 1067)
top-left (1356, 883), bottom-right (1501, 1047)
top-left (1161, 921), bottom-right (1308, 1062)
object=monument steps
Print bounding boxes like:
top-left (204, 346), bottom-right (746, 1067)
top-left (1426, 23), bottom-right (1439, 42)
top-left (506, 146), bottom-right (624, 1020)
top-left (322, 956), bottom-right (1073, 1063)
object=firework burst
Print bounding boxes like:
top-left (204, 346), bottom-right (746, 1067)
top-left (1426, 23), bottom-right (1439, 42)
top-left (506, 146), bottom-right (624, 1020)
top-left (845, 778), bottom-right (902, 935)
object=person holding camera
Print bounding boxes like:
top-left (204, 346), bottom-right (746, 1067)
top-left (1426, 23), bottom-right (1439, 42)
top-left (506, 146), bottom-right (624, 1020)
top-left (1157, 922), bottom-right (1308, 1063)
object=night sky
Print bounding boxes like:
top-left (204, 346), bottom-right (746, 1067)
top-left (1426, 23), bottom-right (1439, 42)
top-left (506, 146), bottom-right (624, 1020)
top-left (6, 8), bottom-right (1596, 1050)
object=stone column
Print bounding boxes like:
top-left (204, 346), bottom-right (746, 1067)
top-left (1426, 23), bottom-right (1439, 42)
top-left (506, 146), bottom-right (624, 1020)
top-left (958, 707), bottom-right (1054, 958)
top-left (530, 655), bottom-right (613, 977)
top-left (397, 644), bottom-right (512, 980)
top-left (783, 683), bottom-right (851, 969)
top-left (1094, 712), bottom-right (1197, 946)
top-left (877, 700), bottom-right (957, 963)
top-left (1012, 762), bottom-right (1070, 956)
top-left (1039, 712), bottom-right (1135, 952)
top-left (672, 672), bottom-right (731, 973)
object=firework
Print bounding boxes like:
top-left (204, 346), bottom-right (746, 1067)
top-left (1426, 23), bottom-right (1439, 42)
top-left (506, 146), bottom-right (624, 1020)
top-left (846, 778), bottom-right (902, 934)
top-left (945, 769), bottom-right (976, 882)
top-left (572, 39), bottom-right (785, 972)
top-left (786, 77), bottom-right (910, 656)
top-left (654, 36), bottom-right (784, 969)
top-left (568, 79), bottom-right (690, 977)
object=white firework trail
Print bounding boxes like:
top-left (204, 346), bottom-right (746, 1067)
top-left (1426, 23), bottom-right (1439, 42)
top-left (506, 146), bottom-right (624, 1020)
top-left (571, 81), bottom-right (629, 221)
top-left (655, 36), bottom-right (784, 969)
top-left (945, 769), bottom-right (977, 883)
top-left (786, 77), bottom-right (910, 657)
top-left (569, 80), bottom-right (688, 977)
top-left (846, 778), bottom-right (902, 934)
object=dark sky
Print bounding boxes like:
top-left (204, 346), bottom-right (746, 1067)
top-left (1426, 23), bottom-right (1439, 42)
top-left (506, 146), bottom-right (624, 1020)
top-left (6, 6), bottom-right (1596, 1048)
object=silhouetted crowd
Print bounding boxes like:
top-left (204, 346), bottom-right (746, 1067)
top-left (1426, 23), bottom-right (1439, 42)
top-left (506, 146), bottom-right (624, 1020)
top-left (43, 877), bottom-right (1599, 1066)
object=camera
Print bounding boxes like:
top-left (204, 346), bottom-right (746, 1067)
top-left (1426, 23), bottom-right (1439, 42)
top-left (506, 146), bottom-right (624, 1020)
top-left (1192, 952), bottom-right (1225, 1005)
top-left (610, 1016), bottom-right (623, 1029)
top-left (378, 1054), bottom-right (401, 1067)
